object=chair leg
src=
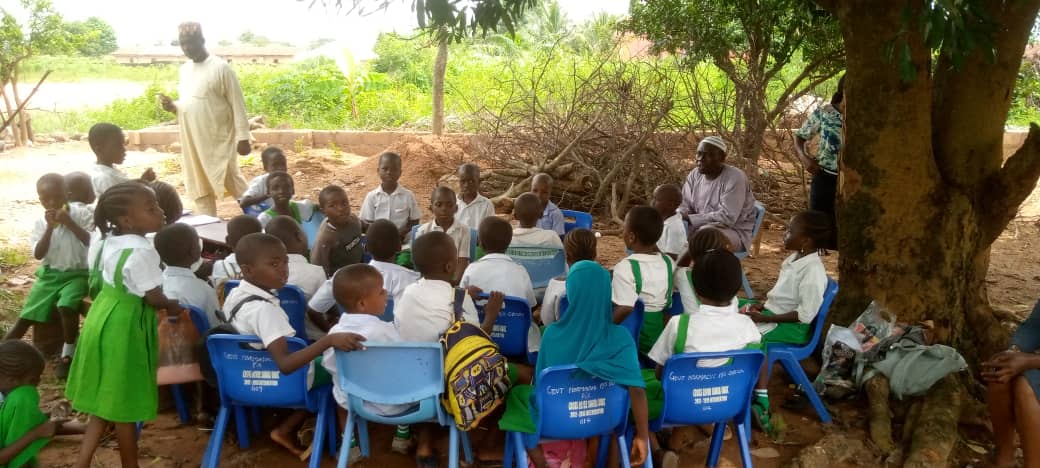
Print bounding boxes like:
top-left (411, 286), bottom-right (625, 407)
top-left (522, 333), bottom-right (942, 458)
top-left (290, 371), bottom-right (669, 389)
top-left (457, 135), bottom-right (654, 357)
top-left (513, 432), bottom-right (528, 468)
top-left (595, 434), bottom-right (610, 468)
top-left (326, 403), bottom-right (338, 456)
top-left (781, 357), bottom-right (832, 424)
top-left (338, 413), bottom-right (356, 468)
top-left (250, 407), bottom-right (261, 434)
top-left (310, 396), bottom-right (329, 468)
top-left (358, 418), bottom-right (370, 457)
top-left (741, 269), bottom-right (754, 299)
top-left (448, 425), bottom-right (460, 468)
top-left (204, 406), bottom-right (230, 468)
top-left (736, 419), bottom-right (753, 468)
top-left (616, 434), bottom-right (632, 468)
top-left (461, 430), bottom-right (474, 464)
top-left (171, 384), bottom-right (190, 424)
top-left (503, 431), bottom-right (514, 468)
top-left (706, 422), bottom-right (726, 468)
top-left (234, 405), bottom-right (250, 449)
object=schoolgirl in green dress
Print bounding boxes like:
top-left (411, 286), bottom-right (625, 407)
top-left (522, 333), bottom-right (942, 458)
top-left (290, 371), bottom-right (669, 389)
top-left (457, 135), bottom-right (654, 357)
top-left (65, 182), bottom-right (181, 468)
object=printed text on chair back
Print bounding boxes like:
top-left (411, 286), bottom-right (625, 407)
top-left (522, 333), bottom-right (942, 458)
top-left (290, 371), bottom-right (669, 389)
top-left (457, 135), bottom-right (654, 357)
top-left (206, 334), bottom-right (310, 408)
top-left (505, 246), bottom-right (566, 289)
top-left (475, 294), bottom-right (532, 359)
top-left (658, 350), bottom-right (764, 426)
top-left (534, 365), bottom-right (630, 441)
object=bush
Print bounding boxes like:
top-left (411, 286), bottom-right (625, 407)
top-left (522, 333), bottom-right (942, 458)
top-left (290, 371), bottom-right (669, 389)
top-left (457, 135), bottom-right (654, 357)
top-left (87, 83), bottom-right (175, 130)
top-left (1009, 60), bottom-right (1040, 127)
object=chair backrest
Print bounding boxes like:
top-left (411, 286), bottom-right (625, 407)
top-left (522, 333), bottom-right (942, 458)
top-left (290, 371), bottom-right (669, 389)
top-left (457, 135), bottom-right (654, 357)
top-left (335, 342), bottom-right (444, 422)
top-left (750, 202), bottom-right (766, 242)
top-left (558, 296), bottom-right (641, 347)
top-left (533, 365), bottom-right (630, 441)
top-left (223, 281), bottom-right (309, 341)
top-left (657, 350), bottom-right (765, 427)
top-left (360, 235), bottom-right (372, 263)
top-left (243, 201), bottom-right (272, 218)
top-left (505, 246), bottom-right (566, 289)
top-left (475, 294), bottom-right (532, 358)
top-left (773, 277), bottom-right (838, 359)
top-left (206, 334), bottom-right (311, 408)
top-left (302, 211), bottom-right (326, 250)
top-left (410, 224), bottom-right (420, 244)
top-left (470, 228), bottom-right (479, 260)
top-left (181, 304), bottom-right (211, 334)
top-left (381, 298), bottom-right (395, 323)
top-left (561, 210), bottom-right (593, 235)
top-left (666, 292), bottom-right (683, 320)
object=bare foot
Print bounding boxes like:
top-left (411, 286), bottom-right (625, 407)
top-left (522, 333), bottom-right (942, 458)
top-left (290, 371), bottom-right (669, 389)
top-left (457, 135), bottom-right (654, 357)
top-left (270, 429), bottom-right (304, 457)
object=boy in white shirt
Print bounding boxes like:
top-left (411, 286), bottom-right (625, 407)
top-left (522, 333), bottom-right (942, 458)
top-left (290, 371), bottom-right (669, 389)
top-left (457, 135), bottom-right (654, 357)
top-left (455, 163), bottom-right (495, 230)
top-left (321, 264), bottom-right (415, 457)
top-left (155, 223), bottom-right (220, 326)
top-left (210, 215), bottom-right (262, 284)
top-left (612, 206), bottom-right (674, 355)
top-left (460, 217), bottom-right (536, 305)
top-left (510, 193), bottom-right (564, 249)
top-left (223, 233), bottom-right (364, 457)
top-left (652, 184), bottom-right (688, 259)
top-left (359, 151), bottom-right (421, 240)
top-left (393, 231), bottom-right (503, 465)
top-left (87, 122), bottom-right (155, 197)
top-left (5, 174), bottom-right (94, 379)
top-left (414, 186), bottom-right (471, 281)
top-left (265, 215), bottom-right (329, 339)
top-left (256, 172), bottom-right (316, 229)
top-left (531, 173), bottom-right (565, 236)
top-left (239, 146), bottom-right (287, 212)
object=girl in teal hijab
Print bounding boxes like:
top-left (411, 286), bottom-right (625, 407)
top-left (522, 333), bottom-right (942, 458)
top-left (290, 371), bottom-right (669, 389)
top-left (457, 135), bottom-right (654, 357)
top-left (499, 260), bottom-right (650, 468)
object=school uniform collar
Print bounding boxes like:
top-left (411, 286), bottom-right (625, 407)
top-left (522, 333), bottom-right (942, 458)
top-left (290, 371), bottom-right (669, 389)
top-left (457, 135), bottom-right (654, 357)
top-left (512, 226), bottom-right (541, 234)
top-left (288, 254), bottom-right (309, 265)
top-left (664, 211), bottom-right (683, 223)
top-left (784, 252), bottom-right (821, 271)
top-left (376, 184), bottom-right (410, 197)
top-left (628, 252), bottom-right (666, 260)
top-left (369, 259), bottom-right (411, 273)
top-left (238, 279), bottom-right (280, 301)
top-left (415, 277), bottom-right (452, 291)
top-left (338, 313), bottom-right (385, 328)
top-left (478, 253), bottom-right (513, 263)
top-left (695, 300), bottom-right (739, 316)
top-left (426, 219), bottom-right (463, 234)
top-left (458, 194), bottom-right (489, 208)
top-left (542, 200), bottom-right (560, 217)
top-left (163, 266), bottom-right (197, 279)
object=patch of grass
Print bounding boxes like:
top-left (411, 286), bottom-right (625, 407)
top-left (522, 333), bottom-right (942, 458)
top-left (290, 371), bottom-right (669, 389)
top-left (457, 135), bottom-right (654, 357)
top-left (0, 245), bottom-right (30, 272)
top-left (0, 288), bottom-right (26, 327)
top-left (29, 109), bottom-right (93, 135)
top-left (21, 56), bottom-right (179, 83)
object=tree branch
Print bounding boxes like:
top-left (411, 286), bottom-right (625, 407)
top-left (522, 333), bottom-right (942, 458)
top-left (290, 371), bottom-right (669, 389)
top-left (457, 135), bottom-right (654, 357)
top-left (765, 51), bottom-right (843, 122)
top-left (981, 123), bottom-right (1040, 246)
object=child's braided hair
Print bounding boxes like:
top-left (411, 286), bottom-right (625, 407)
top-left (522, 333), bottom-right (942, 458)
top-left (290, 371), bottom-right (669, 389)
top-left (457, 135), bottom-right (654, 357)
top-left (688, 226), bottom-right (732, 260)
top-left (563, 228), bottom-right (597, 264)
top-left (0, 340), bottom-right (45, 381)
top-left (94, 181), bottom-right (152, 237)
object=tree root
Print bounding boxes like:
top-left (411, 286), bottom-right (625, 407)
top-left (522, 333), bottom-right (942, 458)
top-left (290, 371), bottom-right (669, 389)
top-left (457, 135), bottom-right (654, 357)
top-left (786, 433), bottom-right (872, 468)
top-left (903, 374), bottom-right (964, 468)
top-left (865, 375), bottom-right (896, 452)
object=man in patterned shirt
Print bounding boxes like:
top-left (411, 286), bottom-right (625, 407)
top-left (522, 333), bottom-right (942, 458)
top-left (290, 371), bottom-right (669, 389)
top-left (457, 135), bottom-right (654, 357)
top-left (795, 75), bottom-right (844, 249)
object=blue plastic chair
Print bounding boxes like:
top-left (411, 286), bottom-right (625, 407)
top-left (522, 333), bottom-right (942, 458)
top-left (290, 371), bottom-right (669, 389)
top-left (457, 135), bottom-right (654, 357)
top-left (243, 200), bottom-right (272, 218)
top-left (505, 246), bottom-right (566, 291)
top-left (665, 292), bottom-right (684, 321)
top-left (202, 334), bottom-right (336, 468)
top-left (503, 364), bottom-right (642, 468)
top-left (764, 278), bottom-right (839, 424)
top-left (734, 202), bottom-right (766, 298)
top-left (475, 294), bottom-right (535, 363)
top-left (169, 305), bottom-right (211, 424)
top-left (224, 281), bottom-right (310, 341)
top-left (650, 350), bottom-right (765, 468)
top-left (558, 297), bottom-right (643, 348)
top-left (334, 343), bottom-right (473, 468)
top-left (302, 211), bottom-right (326, 251)
top-left (560, 209), bottom-right (593, 237)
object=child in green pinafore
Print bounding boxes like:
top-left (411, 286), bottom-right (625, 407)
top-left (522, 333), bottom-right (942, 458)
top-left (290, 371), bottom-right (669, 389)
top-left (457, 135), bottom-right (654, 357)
top-left (65, 181), bottom-right (182, 468)
top-left (612, 206), bottom-right (674, 355)
top-left (257, 171), bottom-right (316, 229)
top-left (0, 340), bottom-right (84, 468)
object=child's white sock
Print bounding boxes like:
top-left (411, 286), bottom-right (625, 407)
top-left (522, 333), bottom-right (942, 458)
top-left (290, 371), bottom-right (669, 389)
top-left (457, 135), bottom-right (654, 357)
top-left (61, 343), bottom-right (76, 359)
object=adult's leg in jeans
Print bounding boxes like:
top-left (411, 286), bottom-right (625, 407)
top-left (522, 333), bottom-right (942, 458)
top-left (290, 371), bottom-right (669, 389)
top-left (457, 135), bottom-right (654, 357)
top-left (809, 171), bottom-right (838, 249)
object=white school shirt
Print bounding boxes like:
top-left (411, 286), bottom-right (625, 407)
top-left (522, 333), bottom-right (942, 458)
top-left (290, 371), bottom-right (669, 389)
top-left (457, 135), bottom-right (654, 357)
top-left (306, 260), bottom-right (421, 314)
top-left (359, 185), bottom-right (422, 230)
top-left (240, 173), bottom-right (272, 203)
top-left (287, 253), bottom-right (331, 339)
top-left (648, 301), bottom-right (761, 368)
top-left (459, 254), bottom-right (537, 306)
top-left (210, 254), bottom-right (242, 284)
top-left (416, 220), bottom-right (472, 259)
top-left (539, 277), bottom-right (567, 326)
top-left (31, 202), bottom-right (93, 271)
top-left (758, 252), bottom-right (828, 335)
top-left (510, 227), bottom-right (564, 249)
top-left (395, 278), bottom-right (480, 342)
top-left (163, 266), bottom-right (221, 326)
top-left (87, 234), bottom-right (163, 297)
top-left (226, 279), bottom-right (296, 347)
top-left (257, 200), bottom-right (316, 229)
top-left (611, 253), bottom-right (673, 312)
top-left (456, 194), bottom-right (495, 230)
top-left (322, 313), bottom-right (413, 415)
top-left (673, 267), bottom-right (700, 314)
top-left (89, 163), bottom-right (129, 198)
top-left (657, 212), bottom-right (689, 258)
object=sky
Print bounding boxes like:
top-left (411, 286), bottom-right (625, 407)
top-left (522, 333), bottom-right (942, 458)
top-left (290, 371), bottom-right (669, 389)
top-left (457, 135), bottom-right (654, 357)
top-left (35, 0), bottom-right (630, 54)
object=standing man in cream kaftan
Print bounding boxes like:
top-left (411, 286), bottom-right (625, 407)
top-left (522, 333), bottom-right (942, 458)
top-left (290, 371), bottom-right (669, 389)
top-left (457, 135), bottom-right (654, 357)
top-left (159, 22), bottom-right (250, 216)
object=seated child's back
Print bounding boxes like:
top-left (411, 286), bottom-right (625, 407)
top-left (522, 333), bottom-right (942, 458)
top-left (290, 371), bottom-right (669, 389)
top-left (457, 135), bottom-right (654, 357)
top-left (460, 216), bottom-right (535, 305)
top-left (510, 192), bottom-right (563, 249)
top-left (612, 206), bottom-right (673, 354)
top-left (156, 223), bottom-right (220, 326)
top-left (540, 228), bottom-right (597, 326)
top-left (210, 215), bottom-right (262, 284)
top-left (265, 216), bottom-right (329, 339)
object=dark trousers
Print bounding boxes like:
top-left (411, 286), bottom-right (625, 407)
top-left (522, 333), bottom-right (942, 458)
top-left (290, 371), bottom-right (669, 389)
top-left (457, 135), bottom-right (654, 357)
top-left (810, 170), bottom-right (838, 250)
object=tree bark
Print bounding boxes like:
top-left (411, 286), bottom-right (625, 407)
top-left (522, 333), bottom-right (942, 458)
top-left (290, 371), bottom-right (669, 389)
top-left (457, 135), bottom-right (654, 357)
top-left (432, 39), bottom-right (448, 136)
top-left (11, 67), bottom-right (28, 146)
top-left (829, 0), bottom-right (1040, 367)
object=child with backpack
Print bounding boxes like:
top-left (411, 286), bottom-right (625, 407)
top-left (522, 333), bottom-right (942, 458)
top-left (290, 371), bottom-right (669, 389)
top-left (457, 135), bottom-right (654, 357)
top-left (612, 206), bottom-right (675, 355)
top-left (223, 233), bottom-right (365, 457)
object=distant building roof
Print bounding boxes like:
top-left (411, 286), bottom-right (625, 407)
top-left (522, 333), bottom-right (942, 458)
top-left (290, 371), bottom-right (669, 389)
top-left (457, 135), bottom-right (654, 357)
top-left (112, 46), bottom-right (299, 59)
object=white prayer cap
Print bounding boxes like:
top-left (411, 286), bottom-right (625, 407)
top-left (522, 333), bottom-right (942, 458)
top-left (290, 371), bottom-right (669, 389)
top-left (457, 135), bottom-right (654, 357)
top-left (699, 136), bottom-right (727, 154)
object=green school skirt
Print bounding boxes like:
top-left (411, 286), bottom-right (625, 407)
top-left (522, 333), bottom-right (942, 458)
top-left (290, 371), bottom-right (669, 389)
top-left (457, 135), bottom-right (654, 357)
top-left (0, 385), bottom-right (49, 468)
top-left (639, 312), bottom-right (665, 356)
top-left (498, 384), bottom-right (536, 434)
top-left (66, 249), bottom-right (159, 423)
top-left (760, 310), bottom-right (811, 345)
top-left (20, 266), bottom-right (87, 322)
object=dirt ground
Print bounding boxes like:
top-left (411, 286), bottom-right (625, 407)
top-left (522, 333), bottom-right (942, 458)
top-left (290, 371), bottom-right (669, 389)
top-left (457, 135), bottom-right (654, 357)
top-left (1, 139), bottom-right (1039, 467)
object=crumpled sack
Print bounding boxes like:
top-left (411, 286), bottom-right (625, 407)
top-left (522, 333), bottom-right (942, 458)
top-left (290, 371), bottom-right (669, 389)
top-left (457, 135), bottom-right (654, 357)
top-left (157, 308), bottom-right (204, 385)
top-left (812, 326), bottom-right (862, 399)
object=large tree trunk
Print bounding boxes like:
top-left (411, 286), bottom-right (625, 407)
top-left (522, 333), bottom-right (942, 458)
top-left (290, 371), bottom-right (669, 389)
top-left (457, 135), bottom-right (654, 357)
top-left (10, 68), bottom-right (29, 146)
top-left (432, 39), bottom-right (448, 136)
top-left (827, 0), bottom-right (1040, 366)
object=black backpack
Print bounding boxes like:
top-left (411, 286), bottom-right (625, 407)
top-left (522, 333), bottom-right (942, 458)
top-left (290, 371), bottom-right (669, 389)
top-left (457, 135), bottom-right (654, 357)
top-left (197, 295), bottom-right (266, 387)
